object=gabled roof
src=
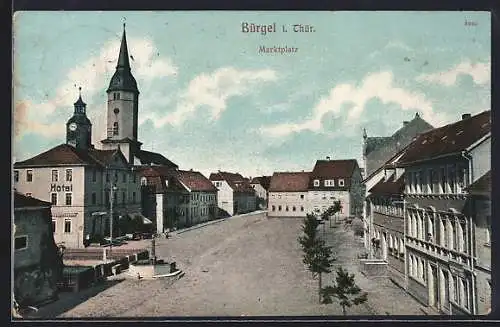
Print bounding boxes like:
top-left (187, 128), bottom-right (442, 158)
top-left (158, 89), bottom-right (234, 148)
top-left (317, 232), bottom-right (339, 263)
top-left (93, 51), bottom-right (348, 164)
top-left (135, 150), bottom-right (178, 168)
top-left (466, 170), bottom-right (491, 195)
top-left (139, 166), bottom-right (187, 193)
top-left (209, 171), bottom-right (254, 193)
top-left (15, 144), bottom-right (104, 168)
top-left (310, 159), bottom-right (358, 179)
top-left (14, 192), bottom-right (51, 209)
top-left (362, 144), bottom-right (409, 183)
top-left (368, 173), bottom-right (405, 196)
top-left (398, 110), bottom-right (491, 165)
top-left (177, 170), bottom-right (217, 192)
top-left (269, 172), bottom-right (310, 192)
top-left (250, 176), bottom-right (272, 190)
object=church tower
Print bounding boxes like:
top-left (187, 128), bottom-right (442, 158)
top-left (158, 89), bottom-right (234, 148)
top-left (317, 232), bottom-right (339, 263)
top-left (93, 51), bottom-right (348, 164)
top-left (101, 23), bottom-right (142, 163)
top-left (66, 87), bottom-right (92, 150)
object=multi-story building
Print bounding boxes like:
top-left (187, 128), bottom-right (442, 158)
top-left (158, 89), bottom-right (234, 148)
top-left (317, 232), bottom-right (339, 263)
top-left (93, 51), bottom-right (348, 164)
top-left (308, 158), bottom-right (364, 218)
top-left (209, 171), bottom-right (256, 217)
top-left (362, 113), bottom-right (433, 252)
top-left (14, 92), bottom-right (142, 248)
top-left (250, 176), bottom-right (271, 209)
top-left (13, 192), bottom-right (62, 307)
top-left (465, 170), bottom-right (491, 315)
top-left (367, 165), bottom-right (406, 286)
top-left (140, 167), bottom-right (218, 231)
top-left (363, 113), bottom-right (433, 178)
top-left (396, 110), bottom-right (491, 315)
top-left (268, 172), bottom-right (310, 218)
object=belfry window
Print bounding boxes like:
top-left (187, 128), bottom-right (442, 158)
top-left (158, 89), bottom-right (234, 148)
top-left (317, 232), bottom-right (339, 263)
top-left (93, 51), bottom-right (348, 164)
top-left (113, 122), bottom-right (119, 135)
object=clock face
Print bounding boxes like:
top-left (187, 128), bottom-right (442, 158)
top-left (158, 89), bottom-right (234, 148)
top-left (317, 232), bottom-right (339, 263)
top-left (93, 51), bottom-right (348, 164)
top-left (69, 123), bottom-right (77, 131)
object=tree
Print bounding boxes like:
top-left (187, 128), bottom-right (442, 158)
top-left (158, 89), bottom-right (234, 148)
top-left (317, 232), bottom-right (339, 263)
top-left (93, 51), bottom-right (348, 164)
top-left (321, 200), bottom-right (342, 227)
top-left (298, 214), bottom-right (336, 303)
top-left (320, 267), bottom-right (368, 315)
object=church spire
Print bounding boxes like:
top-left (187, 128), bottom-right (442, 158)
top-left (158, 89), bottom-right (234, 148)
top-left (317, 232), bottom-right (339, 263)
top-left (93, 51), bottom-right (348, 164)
top-left (116, 22), bottom-right (131, 70)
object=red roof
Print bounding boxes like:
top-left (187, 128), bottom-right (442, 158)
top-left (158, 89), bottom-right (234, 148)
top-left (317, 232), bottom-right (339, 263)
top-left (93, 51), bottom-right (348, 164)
top-left (209, 171), bottom-right (255, 193)
top-left (398, 110), bottom-right (491, 165)
top-left (250, 176), bottom-right (272, 190)
top-left (309, 159), bottom-right (360, 190)
top-left (14, 192), bottom-right (51, 209)
top-left (368, 173), bottom-right (405, 196)
top-left (14, 143), bottom-right (125, 168)
top-left (177, 170), bottom-right (217, 192)
top-left (269, 172), bottom-right (311, 192)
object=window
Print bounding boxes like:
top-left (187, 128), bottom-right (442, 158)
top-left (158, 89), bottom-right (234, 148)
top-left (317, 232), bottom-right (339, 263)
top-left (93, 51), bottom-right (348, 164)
top-left (293, 206), bottom-right (296, 212)
top-left (114, 171), bottom-right (118, 182)
top-left (92, 169), bottom-right (97, 182)
top-left (430, 169), bottom-right (437, 193)
top-left (313, 179), bottom-right (320, 187)
top-left (486, 215), bottom-right (491, 245)
top-left (26, 170), bottom-right (33, 182)
top-left (14, 170), bottom-right (19, 183)
top-left (301, 206), bottom-right (304, 212)
top-left (272, 205), bottom-right (276, 211)
top-left (132, 192), bottom-right (136, 203)
top-left (51, 169), bottom-right (59, 182)
top-left (91, 193), bottom-right (96, 205)
top-left (141, 177), bottom-right (147, 186)
top-left (51, 193), bottom-right (57, 205)
top-left (133, 173), bottom-right (137, 183)
top-left (278, 205), bottom-right (282, 211)
top-left (122, 192), bottom-right (126, 204)
top-left (113, 93), bottom-right (120, 100)
top-left (324, 179), bottom-right (335, 187)
top-left (338, 179), bottom-right (345, 187)
top-left (448, 165), bottom-right (456, 193)
top-left (105, 192), bottom-right (110, 204)
top-left (65, 193), bottom-right (72, 206)
top-left (440, 167), bottom-right (446, 193)
top-left (121, 173), bottom-right (125, 183)
top-left (15, 236), bottom-right (28, 250)
top-left (64, 219), bottom-right (71, 233)
top-left (300, 194), bottom-right (304, 199)
top-left (66, 169), bottom-right (72, 182)
top-left (25, 193), bottom-right (32, 197)
top-left (286, 206), bottom-right (289, 211)
top-left (52, 220), bottom-right (56, 233)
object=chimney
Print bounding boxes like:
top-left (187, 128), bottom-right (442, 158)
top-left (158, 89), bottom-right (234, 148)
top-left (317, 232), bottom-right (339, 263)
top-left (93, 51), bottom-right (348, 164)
top-left (462, 113), bottom-right (471, 120)
top-left (403, 121), bottom-right (409, 126)
top-left (326, 156), bottom-right (331, 161)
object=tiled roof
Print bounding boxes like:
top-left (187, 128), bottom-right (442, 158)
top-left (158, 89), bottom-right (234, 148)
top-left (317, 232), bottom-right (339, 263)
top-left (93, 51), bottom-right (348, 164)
top-left (209, 171), bottom-right (254, 193)
top-left (14, 192), bottom-right (51, 209)
top-left (398, 110), bottom-right (491, 165)
top-left (466, 170), bottom-right (491, 195)
top-left (135, 150), bottom-right (178, 168)
top-left (138, 166), bottom-right (186, 193)
top-left (15, 144), bottom-right (103, 167)
top-left (368, 173), bottom-right (405, 195)
top-left (311, 159), bottom-right (358, 179)
top-left (250, 176), bottom-right (272, 190)
top-left (177, 170), bottom-right (217, 192)
top-left (269, 172), bottom-right (311, 192)
top-left (87, 148), bottom-right (121, 165)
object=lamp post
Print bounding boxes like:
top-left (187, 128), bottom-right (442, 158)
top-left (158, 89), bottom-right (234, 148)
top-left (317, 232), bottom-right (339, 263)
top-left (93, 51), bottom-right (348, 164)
top-left (109, 184), bottom-right (117, 255)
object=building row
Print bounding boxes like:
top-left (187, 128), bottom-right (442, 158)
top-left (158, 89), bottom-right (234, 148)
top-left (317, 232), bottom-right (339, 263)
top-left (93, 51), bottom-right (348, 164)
top-left (362, 110), bottom-right (491, 315)
top-left (267, 158), bottom-right (364, 219)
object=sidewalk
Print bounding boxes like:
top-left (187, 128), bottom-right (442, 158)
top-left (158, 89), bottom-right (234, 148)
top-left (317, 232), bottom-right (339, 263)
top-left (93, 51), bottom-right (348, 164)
top-left (321, 219), bottom-right (439, 316)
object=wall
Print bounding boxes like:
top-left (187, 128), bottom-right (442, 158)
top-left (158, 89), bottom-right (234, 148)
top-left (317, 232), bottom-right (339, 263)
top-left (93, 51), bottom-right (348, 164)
top-left (469, 137), bottom-right (491, 182)
top-left (350, 166), bottom-right (365, 217)
top-left (213, 180), bottom-right (234, 216)
top-left (14, 208), bottom-right (62, 306)
top-left (268, 191), bottom-right (308, 217)
top-left (107, 90), bottom-right (136, 141)
top-left (252, 184), bottom-right (268, 209)
top-left (307, 190), bottom-right (350, 217)
top-left (234, 193), bottom-right (256, 214)
top-left (473, 198), bottom-right (491, 315)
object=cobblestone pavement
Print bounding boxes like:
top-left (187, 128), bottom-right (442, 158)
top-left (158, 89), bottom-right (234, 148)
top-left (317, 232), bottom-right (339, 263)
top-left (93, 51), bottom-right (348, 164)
top-left (321, 218), bottom-right (438, 315)
top-left (52, 213), bottom-right (371, 317)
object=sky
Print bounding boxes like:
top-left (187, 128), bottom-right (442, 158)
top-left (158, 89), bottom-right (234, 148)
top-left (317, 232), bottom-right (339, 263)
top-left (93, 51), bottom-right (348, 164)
top-left (12, 11), bottom-right (491, 178)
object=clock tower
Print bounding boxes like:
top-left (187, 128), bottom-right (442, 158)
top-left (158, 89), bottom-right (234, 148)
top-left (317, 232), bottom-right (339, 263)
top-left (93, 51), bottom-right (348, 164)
top-left (66, 87), bottom-right (92, 150)
top-left (101, 23), bottom-right (142, 163)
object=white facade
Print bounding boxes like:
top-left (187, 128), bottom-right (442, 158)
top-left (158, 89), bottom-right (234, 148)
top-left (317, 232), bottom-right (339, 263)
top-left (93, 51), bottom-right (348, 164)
top-left (468, 134), bottom-right (491, 182)
top-left (268, 191), bottom-right (308, 217)
top-left (307, 190), bottom-right (350, 217)
top-left (212, 180), bottom-right (234, 216)
top-left (14, 162), bottom-right (141, 248)
top-left (179, 191), bottom-right (218, 226)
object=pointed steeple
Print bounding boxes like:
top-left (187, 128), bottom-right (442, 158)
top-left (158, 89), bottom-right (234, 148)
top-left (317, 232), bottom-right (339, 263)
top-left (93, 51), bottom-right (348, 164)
top-left (106, 22), bottom-right (139, 94)
top-left (117, 23), bottom-right (131, 70)
top-left (73, 87), bottom-right (87, 114)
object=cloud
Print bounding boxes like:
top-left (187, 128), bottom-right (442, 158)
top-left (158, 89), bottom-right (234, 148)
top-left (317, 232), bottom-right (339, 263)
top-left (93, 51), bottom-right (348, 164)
top-left (260, 71), bottom-right (445, 138)
top-left (416, 59), bottom-right (491, 86)
top-left (14, 36), bottom-right (178, 140)
top-left (143, 67), bottom-right (278, 128)
top-left (385, 41), bottom-right (413, 51)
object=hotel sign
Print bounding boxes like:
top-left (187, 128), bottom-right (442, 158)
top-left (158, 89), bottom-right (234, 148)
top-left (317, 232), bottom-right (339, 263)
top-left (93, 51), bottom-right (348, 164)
top-left (50, 184), bottom-right (73, 192)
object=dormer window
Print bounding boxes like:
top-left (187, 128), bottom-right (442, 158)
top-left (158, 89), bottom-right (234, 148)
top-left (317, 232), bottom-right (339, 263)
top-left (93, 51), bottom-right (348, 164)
top-left (113, 122), bottom-right (119, 135)
top-left (338, 179), bottom-right (345, 187)
top-left (165, 180), bottom-right (169, 187)
top-left (324, 180), bottom-right (335, 187)
top-left (141, 177), bottom-right (147, 186)
top-left (313, 180), bottom-right (320, 187)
